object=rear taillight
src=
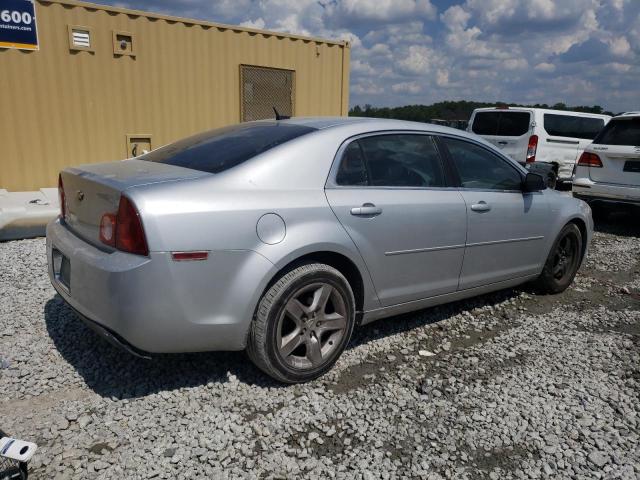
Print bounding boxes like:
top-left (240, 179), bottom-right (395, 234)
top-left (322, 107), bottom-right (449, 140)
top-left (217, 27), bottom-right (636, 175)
top-left (99, 195), bottom-right (149, 256)
top-left (577, 152), bottom-right (603, 168)
top-left (526, 135), bottom-right (538, 163)
top-left (58, 174), bottom-right (66, 219)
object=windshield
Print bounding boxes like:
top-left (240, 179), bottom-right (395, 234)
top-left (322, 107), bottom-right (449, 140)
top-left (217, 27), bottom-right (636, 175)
top-left (141, 122), bottom-right (317, 173)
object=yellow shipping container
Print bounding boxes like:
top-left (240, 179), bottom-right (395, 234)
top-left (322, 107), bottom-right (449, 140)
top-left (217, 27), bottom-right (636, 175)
top-left (0, 0), bottom-right (350, 191)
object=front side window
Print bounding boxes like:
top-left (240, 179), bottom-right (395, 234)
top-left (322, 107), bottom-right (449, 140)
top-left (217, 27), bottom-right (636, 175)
top-left (593, 118), bottom-right (640, 146)
top-left (543, 114), bottom-right (605, 140)
top-left (443, 137), bottom-right (522, 190)
top-left (141, 123), bottom-right (316, 174)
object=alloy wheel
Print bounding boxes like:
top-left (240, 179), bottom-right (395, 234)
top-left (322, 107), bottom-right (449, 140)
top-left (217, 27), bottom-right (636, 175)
top-left (552, 233), bottom-right (578, 280)
top-left (276, 282), bottom-right (348, 370)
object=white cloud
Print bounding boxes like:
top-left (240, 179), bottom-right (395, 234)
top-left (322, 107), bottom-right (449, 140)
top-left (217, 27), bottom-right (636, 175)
top-left (391, 81), bottom-right (422, 94)
top-left (608, 36), bottom-right (632, 57)
top-left (534, 62), bottom-right (556, 73)
top-left (323, 0), bottom-right (437, 27)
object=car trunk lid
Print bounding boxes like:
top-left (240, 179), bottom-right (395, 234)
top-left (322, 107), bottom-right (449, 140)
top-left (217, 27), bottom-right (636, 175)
top-left (589, 145), bottom-right (640, 186)
top-left (60, 159), bottom-right (209, 248)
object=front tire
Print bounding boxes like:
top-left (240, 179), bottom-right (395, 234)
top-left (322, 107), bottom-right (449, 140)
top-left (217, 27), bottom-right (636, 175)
top-left (247, 263), bottom-right (356, 383)
top-left (534, 223), bottom-right (583, 294)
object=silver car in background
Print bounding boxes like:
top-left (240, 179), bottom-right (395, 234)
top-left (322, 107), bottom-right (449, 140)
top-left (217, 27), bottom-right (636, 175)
top-left (47, 118), bottom-right (593, 383)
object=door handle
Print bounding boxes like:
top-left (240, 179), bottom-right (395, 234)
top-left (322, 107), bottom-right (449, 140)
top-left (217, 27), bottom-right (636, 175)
top-left (350, 203), bottom-right (382, 216)
top-left (470, 201), bottom-right (491, 212)
top-left (497, 141), bottom-right (508, 145)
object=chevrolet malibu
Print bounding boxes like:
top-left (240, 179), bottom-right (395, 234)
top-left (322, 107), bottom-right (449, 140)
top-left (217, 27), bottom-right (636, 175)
top-left (47, 118), bottom-right (593, 383)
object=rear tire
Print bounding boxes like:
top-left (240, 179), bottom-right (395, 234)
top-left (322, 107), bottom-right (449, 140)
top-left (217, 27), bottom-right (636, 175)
top-left (534, 223), bottom-right (583, 294)
top-left (247, 263), bottom-right (356, 384)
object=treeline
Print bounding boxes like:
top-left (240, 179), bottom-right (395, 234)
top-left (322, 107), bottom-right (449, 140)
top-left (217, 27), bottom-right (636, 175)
top-left (349, 101), bottom-right (616, 122)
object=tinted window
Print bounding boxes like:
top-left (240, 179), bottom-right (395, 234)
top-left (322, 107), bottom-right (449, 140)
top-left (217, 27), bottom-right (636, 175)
top-left (443, 137), bottom-right (522, 190)
top-left (471, 112), bottom-right (500, 135)
top-left (141, 123), bottom-right (316, 173)
top-left (336, 142), bottom-right (368, 186)
top-left (593, 118), bottom-right (640, 146)
top-left (472, 111), bottom-right (530, 136)
top-left (544, 114), bottom-right (605, 140)
top-left (356, 134), bottom-right (445, 187)
top-left (498, 112), bottom-right (531, 136)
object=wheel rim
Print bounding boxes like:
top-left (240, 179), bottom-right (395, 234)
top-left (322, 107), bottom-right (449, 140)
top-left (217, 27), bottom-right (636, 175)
top-left (276, 282), bottom-right (348, 370)
top-left (552, 233), bottom-right (579, 280)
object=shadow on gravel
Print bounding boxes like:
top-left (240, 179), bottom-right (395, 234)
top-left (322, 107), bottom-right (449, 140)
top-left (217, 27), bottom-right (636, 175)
top-left (45, 284), bottom-right (525, 398)
top-left (44, 295), bottom-right (285, 399)
top-left (593, 207), bottom-right (640, 238)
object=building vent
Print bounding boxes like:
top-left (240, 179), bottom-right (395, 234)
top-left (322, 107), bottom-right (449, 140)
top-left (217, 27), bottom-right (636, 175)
top-left (68, 26), bottom-right (93, 52)
top-left (241, 65), bottom-right (294, 122)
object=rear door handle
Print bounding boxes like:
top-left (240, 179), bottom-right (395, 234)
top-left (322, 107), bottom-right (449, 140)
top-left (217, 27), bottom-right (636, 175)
top-left (470, 201), bottom-right (491, 212)
top-left (497, 141), bottom-right (508, 145)
top-left (351, 203), bottom-right (382, 216)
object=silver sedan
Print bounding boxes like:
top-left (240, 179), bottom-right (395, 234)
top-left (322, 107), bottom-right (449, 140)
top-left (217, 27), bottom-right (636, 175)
top-left (47, 117), bottom-right (593, 383)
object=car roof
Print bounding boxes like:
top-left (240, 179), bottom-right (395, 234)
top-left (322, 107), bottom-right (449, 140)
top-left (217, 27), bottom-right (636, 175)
top-left (615, 112), bottom-right (640, 119)
top-left (471, 107), bottom-right (611, 119)
top-left (275, 116), bottom-right (470, 136)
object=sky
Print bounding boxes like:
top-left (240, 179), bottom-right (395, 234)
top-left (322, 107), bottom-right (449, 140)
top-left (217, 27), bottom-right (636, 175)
top-left (102, 0), bottom-right (640, 112)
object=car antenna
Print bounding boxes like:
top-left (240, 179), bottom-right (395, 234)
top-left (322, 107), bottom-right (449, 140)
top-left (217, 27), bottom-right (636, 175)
top-left (273, 107), bottom-right (290, 121)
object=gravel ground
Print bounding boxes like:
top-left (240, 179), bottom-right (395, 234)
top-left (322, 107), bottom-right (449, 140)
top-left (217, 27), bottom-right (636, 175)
top-left (1, 211), bottom-right (639, 479)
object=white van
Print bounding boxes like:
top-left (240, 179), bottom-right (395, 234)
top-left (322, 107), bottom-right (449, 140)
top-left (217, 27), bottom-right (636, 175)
top-left (468, 107), bottom-right (611, 184)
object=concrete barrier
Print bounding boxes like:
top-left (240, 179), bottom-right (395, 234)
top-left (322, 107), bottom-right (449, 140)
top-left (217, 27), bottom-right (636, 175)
top-left (0, 189), bottom-right (59, 241)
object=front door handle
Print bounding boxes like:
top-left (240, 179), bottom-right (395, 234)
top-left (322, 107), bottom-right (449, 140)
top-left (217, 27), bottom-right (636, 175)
top-left (470, 201), bottom-right (491, 212)
top-left (497, 141), bottom-right (508, 145)
top-left (351, 203), bottom-right (382, 216)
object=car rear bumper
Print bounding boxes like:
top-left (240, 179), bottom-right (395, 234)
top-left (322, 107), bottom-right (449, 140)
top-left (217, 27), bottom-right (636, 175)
top-left (572, 177), bottom-right (640, 206)
top-left (46, 219), bottom-right (275, 353)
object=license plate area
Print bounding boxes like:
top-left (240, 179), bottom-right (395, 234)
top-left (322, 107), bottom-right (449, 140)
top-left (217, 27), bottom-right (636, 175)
top-left (623, 160), bottom-right (640, 173)
top-left (52, 248), bottom-right (70, 292)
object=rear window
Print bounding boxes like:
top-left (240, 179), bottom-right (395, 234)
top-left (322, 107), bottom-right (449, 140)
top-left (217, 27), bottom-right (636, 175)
top-left (141, 123), bottom-right (316, 173)
top-left (543, 114), bottom-right (605, 140)
top-left (593, 118), bottom-right (640, 146)
top-left (471, 111), bottom-right (530, 136)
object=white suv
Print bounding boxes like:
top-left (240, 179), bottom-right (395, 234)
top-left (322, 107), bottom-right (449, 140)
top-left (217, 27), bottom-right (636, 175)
top-left (468, 107), bottom-right (611, 185)
top-left (573, 112), bottom-right (640, 211)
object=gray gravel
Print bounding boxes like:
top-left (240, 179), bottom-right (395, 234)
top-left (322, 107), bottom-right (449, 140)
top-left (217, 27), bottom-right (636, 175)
top-left (1, 211), bottom-right (639, 479)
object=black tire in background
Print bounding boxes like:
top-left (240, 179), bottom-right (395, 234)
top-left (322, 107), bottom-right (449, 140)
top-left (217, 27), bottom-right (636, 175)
top-left (247, 263), bottom-right (356, 384)
top-left (534, 223), bottom-right (583, 294)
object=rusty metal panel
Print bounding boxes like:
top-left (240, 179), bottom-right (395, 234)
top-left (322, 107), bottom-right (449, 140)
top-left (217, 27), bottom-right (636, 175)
top-left (0, 0), bottom-right (350, 191)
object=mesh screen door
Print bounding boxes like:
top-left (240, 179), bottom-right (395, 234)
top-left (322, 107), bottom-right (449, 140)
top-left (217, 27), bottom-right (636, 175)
top-left (241, 65), bottom-right (295, 122)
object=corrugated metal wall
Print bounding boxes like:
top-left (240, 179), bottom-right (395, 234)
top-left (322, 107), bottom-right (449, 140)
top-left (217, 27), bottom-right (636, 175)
top-left (0, 0), bottom-right (350, 191)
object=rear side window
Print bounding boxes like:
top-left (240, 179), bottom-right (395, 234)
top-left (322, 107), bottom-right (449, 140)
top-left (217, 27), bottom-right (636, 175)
top-left (593, 118), bottom-right (640, 146)
top-left (543, 114), bottom-right (605, 140)
top-left (337, 134), bottom-right (445, 188)
top-left (443, 137), bottom-right (522, 190)
top-left (141, 123), bottom-right (316, 173)
top-left (336, 142), bottom-right (368, 186)
top-left (471, 112), bottom-right (530, 136)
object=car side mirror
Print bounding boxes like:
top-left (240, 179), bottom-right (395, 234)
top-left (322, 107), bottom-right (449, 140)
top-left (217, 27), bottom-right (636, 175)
top-left (522, 172), bottom-right (545, 192)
